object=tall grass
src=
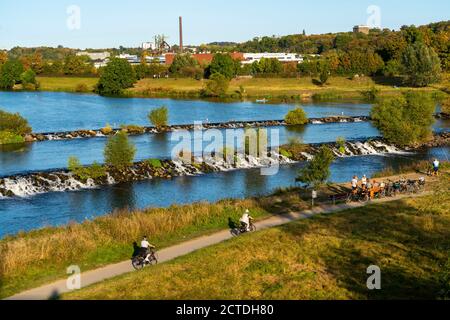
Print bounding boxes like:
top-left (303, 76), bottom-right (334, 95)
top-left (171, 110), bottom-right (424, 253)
top-left (0, 198), bottom-right (269, 297)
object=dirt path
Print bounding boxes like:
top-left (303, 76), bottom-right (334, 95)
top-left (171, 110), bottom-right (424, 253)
top-left (5, 188), bottom-right (433, 300)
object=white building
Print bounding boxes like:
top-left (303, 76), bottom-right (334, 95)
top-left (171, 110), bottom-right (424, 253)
top-left (242, 53), bottom-right (304, 64)
top-left (76, 51), bottom-right (110, 61)
top-left (142, 42), bottom-right (155, 50)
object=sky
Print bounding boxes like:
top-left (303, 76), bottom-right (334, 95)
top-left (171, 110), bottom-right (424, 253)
top-left (0, 0), bottom-right (449, 49)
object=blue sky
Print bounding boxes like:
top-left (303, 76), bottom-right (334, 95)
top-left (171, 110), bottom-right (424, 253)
top-left (0, 0), bottom-right (449, 49)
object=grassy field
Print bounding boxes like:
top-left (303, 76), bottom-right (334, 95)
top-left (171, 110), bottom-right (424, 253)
top-left (129, 75), bottom-right (449, 100)
top-left (66, 184), bottom-right (450, 300)
top-left (37, 76), bottom-right (98, 92)
top-left (35, 75), bottom-right (449, 101)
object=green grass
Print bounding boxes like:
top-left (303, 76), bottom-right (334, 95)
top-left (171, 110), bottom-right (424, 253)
top-left (129, 75), bottom-right (447, 101)
top-left (33, 75), bottom-right (449, 102)
top-left (65, 185), bottom-right (450, 300)
top-left (37, 76), bottom-right (98, 92)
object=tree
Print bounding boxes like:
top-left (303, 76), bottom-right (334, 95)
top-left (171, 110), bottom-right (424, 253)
top-left (20, 69), bottom-right (37, 86)
top-left (285, 107), bottom-right (308, 125)
top-left (402, 42), bottom-right (442, 87)
top-left (0, 51), bottom-right (7, 66)
top-left (319, 61), bottom-right (330, 85)
top-left (96, 58), bottom-right (136, 96)
top-left (0, 60), bottom-right (24, 89)
top-left (104, 130), bottom-right (136, 169)
top-left (202, 73), bottom-right (230, 97)
top-left (371, 92), bottom-right (436, 146)
top-left (169, 54), bottom-right (198, 75)
top-left (296, 146), bottom-right (335, 188)
top-left (0, 109), bottom-right (32, 136)
top-left (208, 53), bottom-right (238, 79)
top-left (148, 106), bottom-right (168, 129)
top-left (64, 55), bottom-right (91, 75)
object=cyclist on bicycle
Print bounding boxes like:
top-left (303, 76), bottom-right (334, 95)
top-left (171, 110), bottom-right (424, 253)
top-left (240, 210), bottom-right (254, 232)
top-left (141, 236), bottom-right (156, 264)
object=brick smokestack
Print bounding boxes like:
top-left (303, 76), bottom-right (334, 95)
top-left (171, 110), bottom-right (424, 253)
top-left (179, 16), bottom-right (183, 53)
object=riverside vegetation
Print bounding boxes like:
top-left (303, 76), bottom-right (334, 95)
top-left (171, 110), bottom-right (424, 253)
top-left (0, 109), bottom-right (32, 145)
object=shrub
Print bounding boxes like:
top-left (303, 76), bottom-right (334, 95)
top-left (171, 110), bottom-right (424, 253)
top-left (0, 110), bottom-right (32, 136)
top-left (100, 124), bottom-right (113, 135)
top-left (0, 131), bottom-right (25, 145)
top-left (146, 159), bottom-right (163, 168)
top-left (75, 83), bottom-right (90, 93)
top-left (285, 108), bottom-right (308, 125)
top-left (120, 124), bottom-right (145, 134)
top-left (68, 156), bottom-right (106, 181)
top-left (371, 92), bottom-right (436, 146)
top-left (201, 73), bottom-right (230, 97)
top-left (336, 137), bottom-right (346, 154)
top-left (360, 87), bottom-right (381, 102)
top-left (104, 131), bottom-right (136, 169)
top-left (148, 106), bottom-right (168, 129)
top-left (296, 146), bottom-right (335, 188)
top-left (0, 60), bottom-right (24, 89)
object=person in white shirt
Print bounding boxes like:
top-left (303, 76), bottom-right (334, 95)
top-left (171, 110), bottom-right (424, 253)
top-left (141, 236), bottom-right (155, 263)
top-left (361, 175), bottom-right (367, 188)
top-left (351, 176), bottom-right (358, 191)
top-left (433, 159), bottom-right (440, 176)
top-left (239, 210), bottom-right (253, 232)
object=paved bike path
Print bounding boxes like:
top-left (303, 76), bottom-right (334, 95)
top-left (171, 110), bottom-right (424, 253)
top-left (5, 193), bottom-right (425, 300)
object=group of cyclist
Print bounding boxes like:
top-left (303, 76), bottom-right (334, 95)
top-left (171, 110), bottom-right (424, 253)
top-left (350, 175), bottom-right (386, 200)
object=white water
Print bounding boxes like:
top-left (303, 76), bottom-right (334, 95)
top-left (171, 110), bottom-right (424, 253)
top-left (0, 140), bottom-right (410, 198)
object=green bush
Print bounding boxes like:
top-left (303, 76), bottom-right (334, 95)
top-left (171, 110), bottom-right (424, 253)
top-left (279, 148), bottom-right (293, 159)
top-left (0, 60), bottom-right (24, 89)
top-left (0, 131), bottom-right (25, 145)
top-left (104, 131), bottom-right (136, 169)
top-left (296, 146), bottom-right (335, 188)
top-left (68, 157), bottom-right (106, 181)
top-left (148, 106), bottom-right (168, 129)
top-left (285, 108), bottom-right (308, 125)
top-left (0, 110), bottom-right (32, 136)
top-left (371, 92), bottom-right (436, 146)
top-left (20, 70), bottom-right (36, 86)
top-left (120, 124), bottom-right (145, 134)
top-left (146, 159), bottom-right (163, 168)
top-left (336, 137), bottom-right (346, 154)
top-left (360, 87), bottom-right (381, 102)
top-left (75, 83), bottom-right (90, 93)
top-left (201, 73), bottom-right (230, 97)
top-left (96, 58), bottom-right (136, 96)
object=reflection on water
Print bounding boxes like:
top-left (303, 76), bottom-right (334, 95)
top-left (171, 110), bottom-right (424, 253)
top-left (0, 91), bottom-right (373, 132)
top-left (0, 146), bottom-right (447, 239)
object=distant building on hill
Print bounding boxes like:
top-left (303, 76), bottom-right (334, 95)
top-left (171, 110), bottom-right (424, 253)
top-left (241, 53), bottom-right (303, 64)
top-left (76, 51), bottom-right (110, 61)
top-left (353, 25), bottom-right (371, 35)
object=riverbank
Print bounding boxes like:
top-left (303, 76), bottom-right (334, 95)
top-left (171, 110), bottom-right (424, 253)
top-left (34, 75), bottom-right (450, 102)
top-left (1, 169), bottom-right (447, 299)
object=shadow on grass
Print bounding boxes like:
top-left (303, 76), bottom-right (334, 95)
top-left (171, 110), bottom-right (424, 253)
top-left (277, 197), bottom-right (449, 299)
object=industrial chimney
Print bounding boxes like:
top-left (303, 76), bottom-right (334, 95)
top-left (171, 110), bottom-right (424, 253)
top-left (179, 16), bottom-right (183, 53)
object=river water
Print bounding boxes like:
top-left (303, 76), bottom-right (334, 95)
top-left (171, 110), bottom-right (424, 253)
top-left (0, 92), bottom-right (448, 239)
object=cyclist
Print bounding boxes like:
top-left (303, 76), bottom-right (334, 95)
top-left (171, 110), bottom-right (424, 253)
top-left (239, 210), bottom-right (253, 232)
top-left (141, 236), bottom-right (156, 264)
